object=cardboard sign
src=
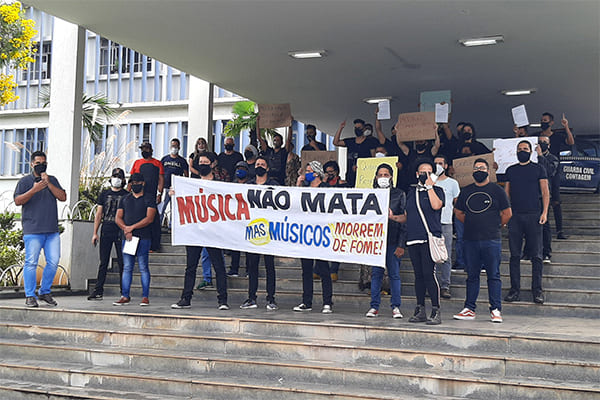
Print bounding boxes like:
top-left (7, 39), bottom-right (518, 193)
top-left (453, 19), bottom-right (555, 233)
top-left (394, 112), bottom-right (436, 142)
top-left (355, 156), bottom-right (399, 189)
top-left (300, 150), bottom-right (338, 171)
top-left (258, 103), bottom-right (292, 128)
top-left (453, 153), bottom-right (497, 187)
top-left (420, 90), bottom-right (451, 113)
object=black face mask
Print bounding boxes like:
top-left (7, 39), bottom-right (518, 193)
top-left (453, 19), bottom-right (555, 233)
top-left (244, 151), bottom-right (254, 160)
top-left (462, 132), bottom-right (473, 141)
top-left (255, 167), bottom-right (267, 177)
top-left (354, 127), bottom-right (364, 137)
top-left (131, 183), bottom-right (144, 194)
top-left (33, 163), bottom-right (47, 175)
top-left (539, 143), bottom-right (549, 153)
top-left (473, 171), bottom-right (488, 183)
top-left (416, 143), bottom-right (427, 152)
top-left (141, 151), bottom-right (152, 159)
top-left (517, 150), bottom-right (531, 163)
top-left (224, 144), bottom-right (234, 151)
top-left (540, 122), bottom-right (551, 131)
top-left (198, 164), bottom-right (212, 176)
top-left (418, 173), bottom-right (428, 184)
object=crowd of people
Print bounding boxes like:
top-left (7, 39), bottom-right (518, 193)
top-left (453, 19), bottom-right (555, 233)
top-left (14, 110), bottom-right (575, 325)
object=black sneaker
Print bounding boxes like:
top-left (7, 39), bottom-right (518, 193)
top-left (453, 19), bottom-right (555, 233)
top-left (171, 299), bottom-right (191, 309)
top-left (543, 256), bottom-right (552, 264)
top-left (426, 307), bottom-right (442, 325)
top-left (25, 297), bottom-right (38, 307)
top-left (218, 303), bottom-right (230, 310)
top-left (266, 301), bottom-right (279, 311)
top-left (556, 231), bottom-right (569, 240)
top-left (240, 299), bottom-right (258, 309)
top-left (440, 288), bottom-right (451, 299)
top-left (196, 280), bottom-right (213, 290)
top-left (227, 270), bottom-right (239, 277)
top-left (504, 292), bottom-right (520, 302)
top-left (533, 292), bottom-right (545, 304)
top-left (293, 303), bottom-right (312, 312)
top-left (87, 293), bottom-right (103, 301)
top-left (38, 293), bottom-right (57, 306)
top-left (520, 254), bottom-right (531, 261)
top-left (408, 305), bottom-right (427, 323)
top-left (451, 263), bottom-right (464, 270)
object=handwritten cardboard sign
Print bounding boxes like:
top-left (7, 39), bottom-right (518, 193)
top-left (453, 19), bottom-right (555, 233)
top-left (300, 150), bottom-right (337, 171)
top-left (452, 153), bottom-right (496, 187)
top-left (258, 103), bottom-right (292, 128)
top-left (355, 156), bottom-right (399, 189)
top-left (394, 112), bottom-right (436, 142)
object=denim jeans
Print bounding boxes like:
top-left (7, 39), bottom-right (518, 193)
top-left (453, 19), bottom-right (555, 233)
top-left (182, 246), bottom-right (227, 304)
top-left (23, 232), bottom-right (60, 298)
top-left (300, 259), bottom-right (332, 307)
top-left (121, 238), bottom-right (151, 298)
top-left (94, 230), bottom-right (123, 296)
top-left (436, 224), bottom-right (453, 289)
top-left (463, 239), bottom-right (502, 311)
top-left (508, 213), bottom-right (543, 295)
top-left (454, 217), bottom-right (466, 267)
top-left (370, 245), bottom-right (402, 310)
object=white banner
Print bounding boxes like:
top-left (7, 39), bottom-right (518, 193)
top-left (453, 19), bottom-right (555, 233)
top-left (493, 137), bottom-right (539, 174)
top-left (171, 176), bottom-right (390, 267)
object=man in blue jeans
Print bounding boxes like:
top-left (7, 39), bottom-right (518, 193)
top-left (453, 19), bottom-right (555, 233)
top-left (14, 151), bottom-right (67, 307)
top-left (114, 173), bottom-right (157, 306)
top-left (453, 158), bottom-right (511, 323)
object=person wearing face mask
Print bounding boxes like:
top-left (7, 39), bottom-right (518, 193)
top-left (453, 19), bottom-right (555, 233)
top-left (333, 118), bottom-right (381, 187)
top-left (513, 125), bottom-right (529, 138)
top-left (504, 141), bottom-right (550, 304)
top-left (454, 123), bottom-right (490, 159)
top-left (217, 137), bottom-right (243, 180)
top-left (294, 161), bottom-right (334, 313)
top-left (227, 161), bottom-right (251, 278)
top-left (538, 112), bottom-right (572, 240)
top-left (257, 115), bottom-right (288, 185)
top-left (375, 114), bottom-right (410, 191)
top-left (284, 122), bottom-right (302, 186)
top-left (433, 155), bottom-right (460, 299)
top-left (189, 137), bottom-right (215, 178)
top-left (130, 142), bottom-right (164, 251)
top-left (243, 144), bottom-right (259, 179)
top-left (453, 159), bottom-right (512, 323)
top-left (159, 138), bottom-right (189, 230)
top-left (534, 137), bottom-right (559, 264)
top-left (404, 159), bottom-right (445, 325)
top-left (301, 124), bottom-right (326, 151)
top-left (323, 160), bottom-right (346, 188)
top-left (396, 133), bottom-right (441, 189)
top-left (114, 173), bottom-right (157, 306)
top-left (88, 168), bottom-right (129, 300)
top-left (365, 164), bottom-right (407, 319)
top-left (14, 151), bottom-right (67, 307)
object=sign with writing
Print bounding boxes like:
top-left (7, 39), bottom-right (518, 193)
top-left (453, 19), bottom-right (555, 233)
top-left (300, 150), bottom-right (337, 171)
top-left (355, 156), bottom-right (399, 189)
top-left (394, 112), bottom-right (436, 142)
top-left (171, 176), bottom-right (389, 267)
top-left (258, 103), bottom-right (292, 128)
top-left (420, 90), bottom-right (451, 113)
top-left (493, 137), bottom-right (539, 174)
top-left (453, 153), bottom-right (497, 187)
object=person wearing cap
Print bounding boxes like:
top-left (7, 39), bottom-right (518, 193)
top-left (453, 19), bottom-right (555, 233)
top-left (88, 168), bottom-right (129, 300)
top-left (130, 142), bottom-right (164, 251)
top-left (243, 144), bottom-right (259, 179)
top-left (405, 158), bottom-right (445, 325)
top-left (227, 161), bottom-right (250, 277)
top-left (294, 160), bottom-right (334, 314)
top-left (114, 173), bottom-right (157, 306)
top-left (159, 138), bottom-right (188, 230)
top-left (218, 137), bottom-right (244, 180)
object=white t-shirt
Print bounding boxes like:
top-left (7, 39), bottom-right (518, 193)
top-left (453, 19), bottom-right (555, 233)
top-left (435, 176), bottom-right (460, 224)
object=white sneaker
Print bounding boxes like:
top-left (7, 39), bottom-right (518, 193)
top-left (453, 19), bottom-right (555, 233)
top-left (392, 307), bottom-right (403, 319)
top-left (365, 308), bottom-right (378, 317)
top-left (453, 307), bottom-right (476, 320)
top-left (322, 305), bottom-right (333, 314)
top-left (490, 309), bottom-right (503, 323)
top-left (293, 303), bottom-right (312, 312)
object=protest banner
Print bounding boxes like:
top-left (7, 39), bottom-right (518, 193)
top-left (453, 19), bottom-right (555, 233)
top-left (394, 112), bottom-right (436, 142)
top-left (355, 156), bottom-right (398, 189)
top-left (171, 176), bottom-right (389, 267)
top-left (300, 150), bottom-right (337, 170)
top-left (453, 153), bottom-right (497, 187)
top-left (419, 90), bottom-right (451, 113)
top-left (258, 103), bottom-right (292, 128)
top-left (493, 137), bottom-right (539, 174)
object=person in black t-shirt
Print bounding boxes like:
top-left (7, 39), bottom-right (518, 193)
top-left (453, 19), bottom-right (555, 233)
top-left (217, 137), bottom-right (244, 180)
top-left (333, 119), bottom-right (381, 187)
top-left (453, 158), bottom-right (511, 323)
top-left (301, 124), bottom-right (327, 151)
top-left (114, 173), bottom-right (157, 306)
top-left (455, 123), bottom-right (491, 159)
top-left (159, 138), bottom-right (188, 229)
top-left (504, 141), bottom-right (549, 304)
top-left (534, 136), bottom-right (560, 262)
top-left (89, 168), bottom-right (129, 300)
top-left (375, 118), bottom-right (410, 191)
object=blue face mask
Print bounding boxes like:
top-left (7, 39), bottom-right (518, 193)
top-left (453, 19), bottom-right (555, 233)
top-left (305, 172), bottom-right (316, 182)
top-left (235, 169), bottom-right (247, 179)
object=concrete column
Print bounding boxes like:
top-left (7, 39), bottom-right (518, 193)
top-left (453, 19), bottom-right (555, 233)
top-left (47, 18), bottom-right (85, 208)
top-left (188, 77), bottom-right (213, 151)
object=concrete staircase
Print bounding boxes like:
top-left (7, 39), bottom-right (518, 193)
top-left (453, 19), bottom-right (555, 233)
top-left (0, 193), bottom-right (598, 399)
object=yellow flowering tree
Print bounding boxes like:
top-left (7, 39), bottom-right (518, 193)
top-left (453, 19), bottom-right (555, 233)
top-left (0, 1), bottom-right (37, 106)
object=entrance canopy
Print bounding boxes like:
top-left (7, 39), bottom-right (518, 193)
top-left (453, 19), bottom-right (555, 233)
top-left (27, 0), bottom-right (599, 138)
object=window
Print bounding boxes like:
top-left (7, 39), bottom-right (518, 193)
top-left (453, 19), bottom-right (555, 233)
top-left (20, 42), bottom-right (52, 81)
top-left (13, 128), bottom-right (46, 174)
top-left (99, 38), bottom-right (152, 75)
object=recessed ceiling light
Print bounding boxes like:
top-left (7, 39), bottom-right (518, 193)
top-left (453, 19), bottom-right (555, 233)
top-left (363, 96), bottom-right (392, 104)
top-left (501, 88), bottom-right (537, 96)
top-left (459, 35), bottom-right (504, 47)
top-left (288, 50), bottom-right (327, 59)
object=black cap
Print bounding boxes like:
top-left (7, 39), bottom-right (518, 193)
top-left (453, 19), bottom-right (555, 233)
top-left (235, 161), bottom-right (249, 170)
top-left (415, 157), bottom-right (435, 173)
top-left (111, 168), bottom-right (125, 179)
top-left (130, 173), bottom-right (145, 183)
top-left (139, 142), bottom-right (153, 150)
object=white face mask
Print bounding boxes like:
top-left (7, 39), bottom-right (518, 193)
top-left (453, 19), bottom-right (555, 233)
top-left (170, 147), bottom-right (179, 155)
top-left (435, 164), bottom-right (445, 176)
top-left (110, 177), bottom-right (122, 188)
top-left (375, 152), bottom-right (386, 158)
top-left (377, 177), bottom-right (391, 188)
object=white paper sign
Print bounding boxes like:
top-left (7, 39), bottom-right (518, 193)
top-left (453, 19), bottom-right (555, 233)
top-left (171, 176), bottom-right (390, 267)
top-left (435, 103), bottom-right (449, 123)
top-left (377, 100), bottom-right (391, 120)
top-left (493, 137), bottom-right (539, 174)
top-left (511, 104), bottom-right (529, 127)
top-left (123, 236), bottom-right (139, 255)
